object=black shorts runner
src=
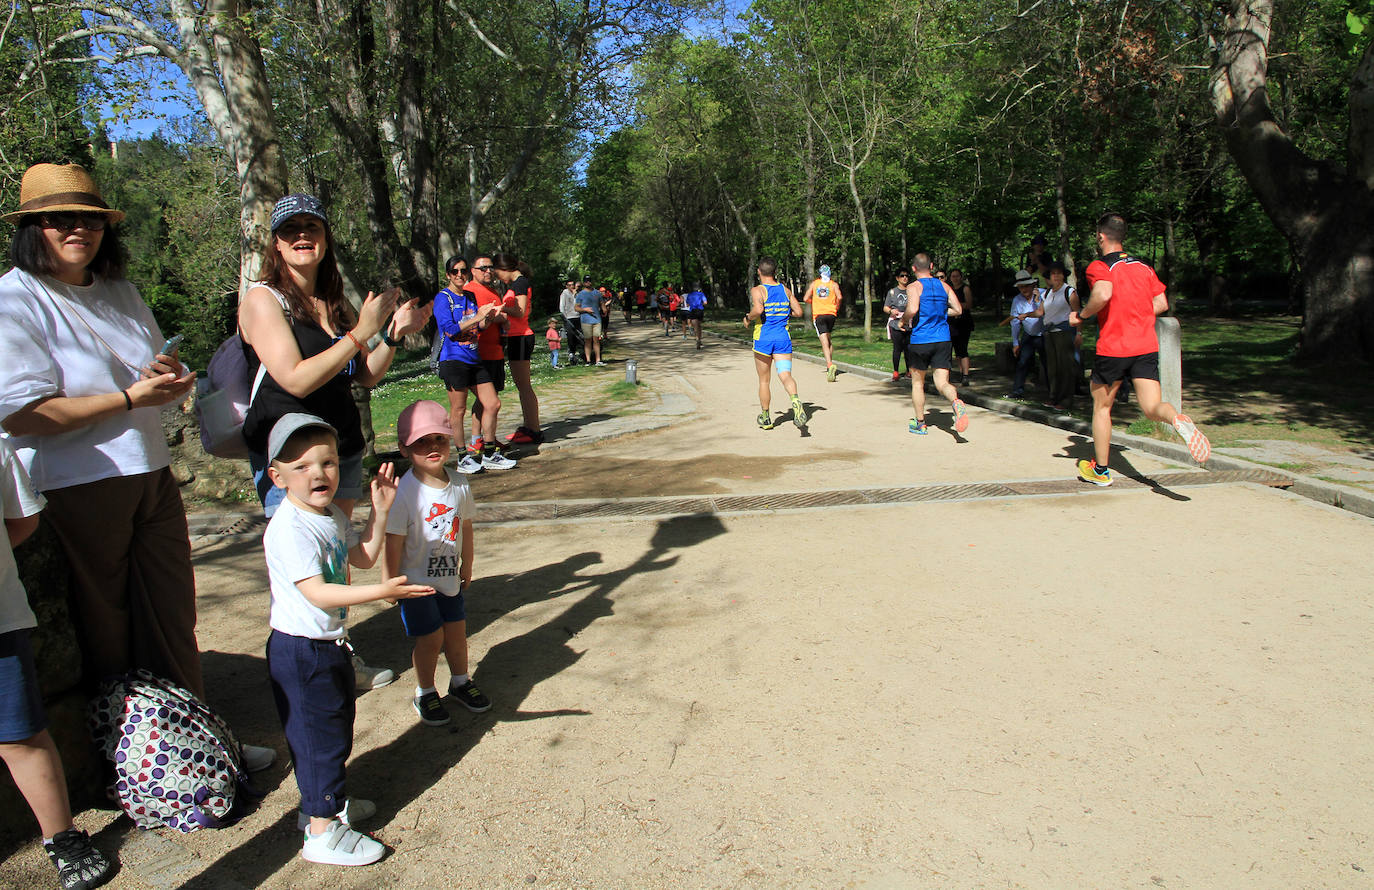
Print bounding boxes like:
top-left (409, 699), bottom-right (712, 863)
top-left (688, 309), bottom-right (704, 321)
top-left (906, 340), bottom-right (953, 372)
top-left (482, 358), bottom-right (506, 391)
top-left (505, 333), bottom-right (535, 362)
top-left (438, 359), bottom-right (490, 391)
top-left (813, 314), bottom-right (836, 336)
top-left (1091, 352), bottom-right (1159, 386)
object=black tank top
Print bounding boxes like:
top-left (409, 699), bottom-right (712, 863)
top-left (241, 313), bottom-right (364, 457)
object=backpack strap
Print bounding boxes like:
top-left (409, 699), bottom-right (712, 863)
top-left (244, 285), bottom-right (291, 406)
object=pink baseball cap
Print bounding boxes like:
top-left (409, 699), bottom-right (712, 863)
top-left (397, 400), bottom-right (452, 447)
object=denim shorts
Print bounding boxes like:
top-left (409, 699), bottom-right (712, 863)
top-left (399, 592), bottom-right (466, 637)
top-left (0, 630), bottom-right (46, 742)
top-left (250, 450), bottom-right (364, 518)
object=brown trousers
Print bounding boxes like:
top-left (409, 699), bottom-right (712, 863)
top-left (43, 468), bottom-right (204, 698)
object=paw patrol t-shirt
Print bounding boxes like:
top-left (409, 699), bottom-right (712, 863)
top-left (385, 468), bottom-right (475, 597)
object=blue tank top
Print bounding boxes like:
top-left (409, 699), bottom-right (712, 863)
top-left (909, 278), bottom-right (951, 344)
top-left (754, 284), bottom-right (791, 339)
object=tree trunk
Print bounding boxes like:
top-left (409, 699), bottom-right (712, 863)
top-left (1211, 0), bottom-right (1374, 362)
top-left (1053, 154), bottom-right (1077, 289)
top-left (847, 167), bottom-right (874, 341)
top-left (803, 118), bottom-right (817, 281)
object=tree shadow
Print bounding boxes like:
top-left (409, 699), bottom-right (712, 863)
top-left (177, 514), bottom-right (727, 888)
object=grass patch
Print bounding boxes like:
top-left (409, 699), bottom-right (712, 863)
top-left (605, 380), bottom-right (640, 399)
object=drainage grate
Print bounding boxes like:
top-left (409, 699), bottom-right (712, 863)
top-left (556, 498), bottom-right (715, 519)
top-left (712, 490), bottom-right (869, 512)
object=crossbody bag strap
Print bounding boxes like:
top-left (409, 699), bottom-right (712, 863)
top-left (29, 276), bottom-right (142, 378)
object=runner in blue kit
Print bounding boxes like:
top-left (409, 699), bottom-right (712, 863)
top-left (684, 284), bottom-right (708, 349)
top-left (901, 252), bottom-right (969, 435)
top-left (743, 257), bottom-right (808, 430)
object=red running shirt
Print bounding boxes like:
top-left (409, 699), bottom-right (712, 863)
top-left (464, 280), bottom-right (507, 360)
top-left (1084, 251), bottom-right (1163, 357)
top-left (502, 275), bottom-right (533, 337)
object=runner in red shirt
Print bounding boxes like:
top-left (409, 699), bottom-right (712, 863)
top-left (463, 255), bottom-right (516, 469)
top-left (1071, 213), bottom-right (1210, 486)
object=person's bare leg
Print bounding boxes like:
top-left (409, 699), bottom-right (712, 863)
top-left (440, 621), bottom-right (469, 677)
top-left (910, 369), bottom-right (928, 420)
top-left (1090, 379), bottom-right (1122, 466)
top-left (446, 388), bottom-right (470, 446)
top-left (0, 733), bottom-right (74, 837)
top-left (592, 338), bottom-right (602, 363)
top-left (475, 383), bottom-right (501, 443)
top-left (754, 353), bottom-right (773, 412)
top-left (819, 332), bottom-right (833, 366)
top-left (509, 361), bottom-right (539, 431)
top-left (1132, 378), bottom-right (1177, 424)
top-left (411, 629), bottom-right (443, 690)
top-left (932, 368), bottom-right (958, 404)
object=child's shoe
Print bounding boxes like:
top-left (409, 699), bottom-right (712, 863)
top-left (45, 829), bottom-right (114, 890)
top-left (351, 655), bottom-right (395, 690)
top-left (413, 690), bottom-right (451, 726)
top-left (301, 820), bottom-right (385, 866)
top-left (449, 680), bottom-right (492, 713)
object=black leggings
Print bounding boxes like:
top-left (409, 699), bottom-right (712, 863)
top-left (891, 327), bottom-right (911, 372)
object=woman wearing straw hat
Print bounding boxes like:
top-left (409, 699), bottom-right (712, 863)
top-left (0, 163), bottom-right (276, 766)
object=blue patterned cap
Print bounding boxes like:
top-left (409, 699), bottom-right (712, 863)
top-left (819, 264), bottom-right (831, 278)
top-left (270, 194), bottom-right (327, 232)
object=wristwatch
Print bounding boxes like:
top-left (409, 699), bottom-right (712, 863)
top-left (382, 329), bottom-right (402, 347)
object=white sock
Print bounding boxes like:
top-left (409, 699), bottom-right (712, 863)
top-left (415, 685), bottom-right (436, 697)
top-left (450, 674), bottom-right (469, 689)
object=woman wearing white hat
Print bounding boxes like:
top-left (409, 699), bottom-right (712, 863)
top-left (0, 162), bottom-right (278, 776)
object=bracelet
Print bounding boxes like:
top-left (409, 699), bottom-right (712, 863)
top-left (382, 329), bottom-right (402, 348)
top-left (345, 330), bottom-right (366, 353)
top-left (122, 389), bottom-right (133, 411)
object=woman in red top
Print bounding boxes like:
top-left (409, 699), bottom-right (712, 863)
top-left (492, 254), bottom-right (542, 444)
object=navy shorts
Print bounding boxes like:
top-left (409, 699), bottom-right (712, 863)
top-left (907, 340), bottom-right (953, 371)
top-left (1092, 352), bottom-right (1159, 385)
top-left (0, 630), bottom-right (46, 742)
top-left (399, 592), bottom-right (467, 637)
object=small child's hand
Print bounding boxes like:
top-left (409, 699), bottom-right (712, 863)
top-left (382, 574), bottom-right (434, 602)
top-left (371, 462), bottom-right (398, 512)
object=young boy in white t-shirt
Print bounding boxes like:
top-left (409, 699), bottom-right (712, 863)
top-left (262, 414), bottom-right (434, 867)
top-left (0, 437), bottom-right (116, 889)
top-left (384, 400), bottom-right (491, 727)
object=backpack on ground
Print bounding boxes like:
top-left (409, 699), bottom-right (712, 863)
top-left (194, 287), bottom-right (288, 459)
top-left (89, 669), bottom-right (251, 832)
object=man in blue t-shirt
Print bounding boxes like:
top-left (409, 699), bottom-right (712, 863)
top-left (684, 284), bottom-right (708, 349)
top-left (900, 253), bottom-right (970, 436)
top-left (575, 280), bottom-right (604, 366)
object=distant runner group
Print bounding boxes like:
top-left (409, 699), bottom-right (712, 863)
top-left (741, 212), bottom-right (1211, 487)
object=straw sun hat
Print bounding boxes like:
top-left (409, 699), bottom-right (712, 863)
top-left (2, 163), bottom-right (125, 224)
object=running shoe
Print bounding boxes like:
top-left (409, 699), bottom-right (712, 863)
top-left (45, 829), bottom-right (113, 890)
top-left (908, 418), bottom-right (928, 435)
top-left (454, 453), bottom-right (483, 474)
top-left (505, 426), bottom-right (544, 445)
top-left (891, 371), bottom-right (900, 382)
top-left (757, 411), bottom-right (775, 430)
top-left (790, 396), bottom-right (809, 429)
top-left (1077, 458), bottom-right (1112, 487)
top-left (1172, 413), bottom-right (1211, 463)
top-left (826, 364), bottom-right (837, 382)
top-left (481, 450), bottom-right (517, 471)
top-left (449, 680), bottom-right (492, 713)
top-left (952, 399), bottom-right (969, 433)
top-left (595, 361), bottom-right (606, 366)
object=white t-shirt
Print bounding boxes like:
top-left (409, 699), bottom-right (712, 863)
top-left (264, 498), bottom-right (359, 640)
top-left (0, 437), bottom-right (45, 635)
top-left (0, 267), bottom-right (170, 491)
top-left (385, 469), bottom-right (474, 597)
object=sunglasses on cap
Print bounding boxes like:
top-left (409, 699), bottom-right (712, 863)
top-left (39, 212), bottom-right (108, 233)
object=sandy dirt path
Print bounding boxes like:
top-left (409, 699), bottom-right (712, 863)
top-left (5, 325), bottom-right (1372, 889)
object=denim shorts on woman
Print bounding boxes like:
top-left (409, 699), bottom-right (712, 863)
top-left (0, 629), bottom-right (46, 742)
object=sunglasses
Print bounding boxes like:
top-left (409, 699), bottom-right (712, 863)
top-left (473, 264), bottom-right (494, 272)
top-left (39, 212), bottom-right (108, 233)
top-left (447, 267), bottom-right (468, 275)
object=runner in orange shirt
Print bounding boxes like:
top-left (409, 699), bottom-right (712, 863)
top-left (802, 264), bottom-right (843, 381)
